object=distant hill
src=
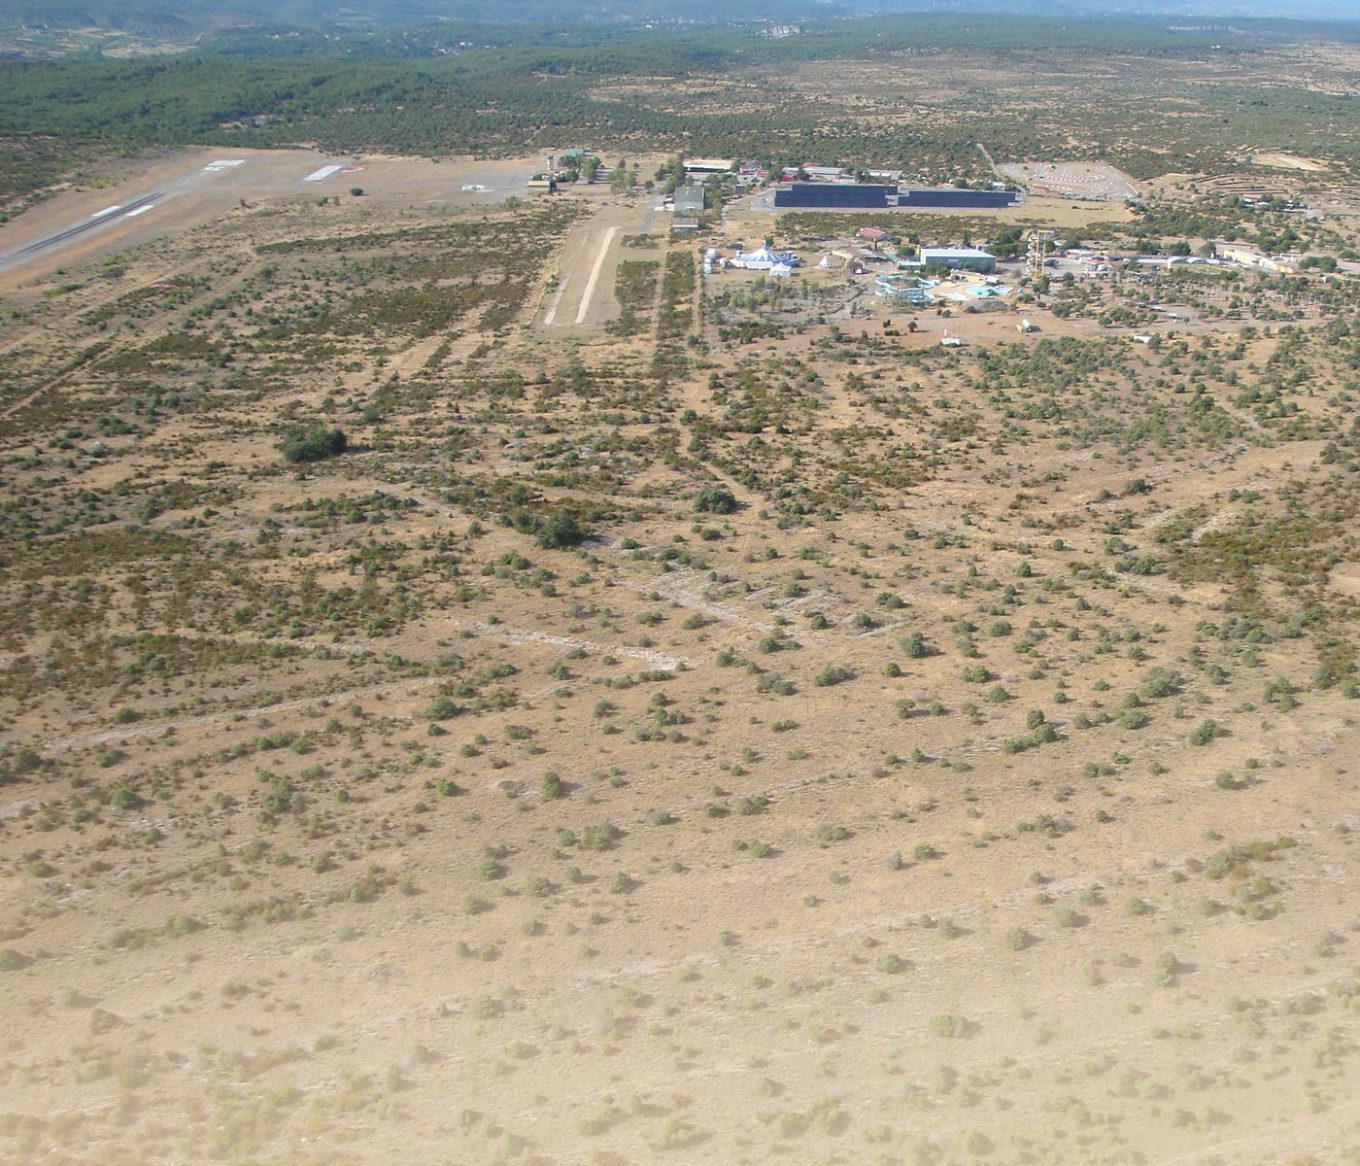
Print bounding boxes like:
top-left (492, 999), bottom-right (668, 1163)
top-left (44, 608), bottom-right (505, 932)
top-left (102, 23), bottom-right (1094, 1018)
top-left (0, 0), bottom-right (838, 32)
top-left (2, 0), bottom-right (1357, 46)
top-left (4, 0), bottom-right (1358, 34)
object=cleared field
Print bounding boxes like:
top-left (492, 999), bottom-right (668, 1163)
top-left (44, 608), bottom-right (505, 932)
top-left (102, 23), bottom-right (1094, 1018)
top-left (999, 161), bottom-right (1141, 201)
top-left (1252, 151), bottom-right (1330, 172)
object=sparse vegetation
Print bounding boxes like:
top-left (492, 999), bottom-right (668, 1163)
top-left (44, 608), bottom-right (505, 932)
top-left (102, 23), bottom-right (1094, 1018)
top-left (2, 16), bottom-right (1359, 1166)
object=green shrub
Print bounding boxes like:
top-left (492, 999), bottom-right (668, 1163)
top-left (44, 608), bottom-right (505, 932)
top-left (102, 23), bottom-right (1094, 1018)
top-left (736, 794), bottom-right (770, 816)
top-left (1189, 719), bottom-right (1223, 746)
top-left (109, 787), bottom-right (141, 810)
top-left (280, 425), bottom-right (347, 464)
top-left (695, 487), bottom-right (738, 515)
top-left (536, 509), bottom-right (585, 550)
top-left (580, 822), bottom-right (623, 851)
top-left (901, 632), bottom-right (930, 658)
top-left (424, 695), bottom-right (460, 721)
top-left (813, 664), bottom-right (853, 688)
top-left (811, 822), bottom-right (852, 844)
top-left (1140, 668), bottom-right (1185, 699)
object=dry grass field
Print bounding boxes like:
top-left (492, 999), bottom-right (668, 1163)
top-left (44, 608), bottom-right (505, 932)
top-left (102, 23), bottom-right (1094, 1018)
top-left (3, 135), bottom-right (1360, 1166)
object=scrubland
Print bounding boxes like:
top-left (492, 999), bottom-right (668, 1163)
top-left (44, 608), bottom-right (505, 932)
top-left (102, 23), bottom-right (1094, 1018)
top-left (3, 140), bottom-right (1360, 1166)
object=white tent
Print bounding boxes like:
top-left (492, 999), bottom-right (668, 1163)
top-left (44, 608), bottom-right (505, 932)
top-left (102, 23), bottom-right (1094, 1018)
top-left (732, 245), bottom-right (800, 271)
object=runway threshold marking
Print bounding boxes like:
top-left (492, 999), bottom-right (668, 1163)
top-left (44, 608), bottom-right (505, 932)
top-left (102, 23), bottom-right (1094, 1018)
top-left (543, 277), bottom-right (569, 327)
top-left (575, 226), bottom-right (619, 326)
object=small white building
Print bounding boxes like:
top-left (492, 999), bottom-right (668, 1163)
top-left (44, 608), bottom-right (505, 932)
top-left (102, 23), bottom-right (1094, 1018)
top-left (685, 158), bottom-right (734, 174)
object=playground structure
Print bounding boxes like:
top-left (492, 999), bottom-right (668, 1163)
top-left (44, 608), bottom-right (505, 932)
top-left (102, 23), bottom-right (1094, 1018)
top-left (874, 272), bottom-right (935, 305)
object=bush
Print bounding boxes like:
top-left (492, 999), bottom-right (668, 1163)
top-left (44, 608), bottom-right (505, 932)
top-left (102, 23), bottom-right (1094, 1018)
top-left (813, 664), bottom-right (853, 688)
top-left (280, 425), bottom-right (347, 464)
top-left (536, 509), bottom-right (585, 550)
top-left (695, 487), bottom-right (738, 515)
top-left (580, 822), bottom-right (623, 851)
top-left (929, 1013), bottom-right (971, 1038)
top-left (1141, 667), bottom-right (1184, 699)
top-left (901, 632), bottom-right (930, 658)
top-left (1189, 719), bottom-right (1223, 746)
top-left (109, 787), bottom-right (141, 810)
top-left (811, 822), bottom-right (852, 844)
top-left (424, 695), bottom-right (460, 721)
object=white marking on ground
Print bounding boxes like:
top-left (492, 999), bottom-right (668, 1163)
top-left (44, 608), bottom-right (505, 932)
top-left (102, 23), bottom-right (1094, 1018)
top-left (543, 276), bottom-right (569, 327)
top-left (302, 164), bottom-right (344, 183)
top-left (445, 616), bottom-right (692, 670)
top-left (90, 205), bottom-right (122, 219)
top-left (124, 205), bottom-right (153, 218)
top-left (202, 159), bottom-right (246, 172)
top-left (575, 226), bottom-right (619, 325)
top-left (609, 569), bottom-right (773, 633)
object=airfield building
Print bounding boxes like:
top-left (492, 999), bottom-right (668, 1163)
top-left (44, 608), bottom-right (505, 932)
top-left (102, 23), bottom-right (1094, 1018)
top-left (772, 184), bottom-right (1020, 211)
top-left (673, 184), bottom-right (707, 214)
top-left (919, 247), bottom-right (997, 273)
top-left (685, 158), bottom-right (734, 174)
top-left (775, 183), bottom-right (895, 209)
top-left (897, 188), bottom-right (1018, 209)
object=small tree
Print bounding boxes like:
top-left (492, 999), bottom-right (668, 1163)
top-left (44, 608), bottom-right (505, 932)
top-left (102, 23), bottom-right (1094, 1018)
top-left (281, 425), bottom-right (347, 464)
top-left (536, 509), bottom-right (585, 550)
top-left (695, 487), bottom-right (738, 515)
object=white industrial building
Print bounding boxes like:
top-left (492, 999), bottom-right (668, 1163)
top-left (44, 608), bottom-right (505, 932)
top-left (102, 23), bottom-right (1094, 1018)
top-left (919, 247), bottom-right (997, 273)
